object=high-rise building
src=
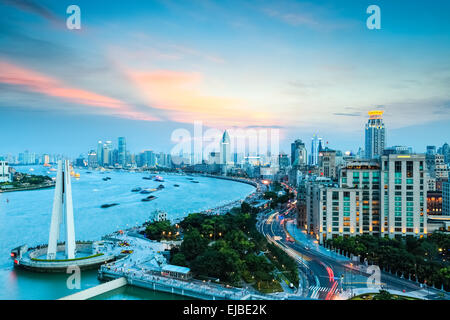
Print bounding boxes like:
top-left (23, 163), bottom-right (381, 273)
top-left (443, 182), bottom-right (450, 216)
top-left (118, 137), bottom-right (127, 166)
top-left (221, 130), bottom-right (231, 165)
top-left (380, 153), bottom-right (427, 238)
top-left (139, 150), bottom-right (156, 167)
top-left (310, 135), bottom-right (321, 165)
top-left (441, 143), bottom-right (450, 164)
top-left (365, 110), bottom-right (385, 159)
top-left (97, 141), bottom-right (103, 166)
top-left (87, 150), bottom-right (98, 168)
top-left (0, 161), bottom-right (10, 183)
top-left (278, 153), bottom-right (290, 169)
top-left (426, 146), bottom-right (436, 173)
top-left (434, 154), bottom-right (449, 179)
top-left (306, 153), bottom-right (427, 243)
top-left (102, 141), bottom-right (113, 166)
top-left (291, 139), bottom-right (307, 167)
top-left (318, 148), bottom-right (337, 179)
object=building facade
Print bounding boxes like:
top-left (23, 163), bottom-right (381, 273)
top-left (306, 154), bottom-right (427, 243)
top-left (380, 154), bottom-right (427, 238)
top-left (318, 148), bottom-right (337, 180)
top-left (291, 139), bottom-right (307, 167)
top-left (443, 182), bottom-right (450, 216)
top-left (365, 110), bottom-right (385, 159)
top-left (118, 137), bottom-right (127, 167)
top-left (0, 161), bottom-right (11, 183)
top-left (220, 130), bottom-right (231, 165)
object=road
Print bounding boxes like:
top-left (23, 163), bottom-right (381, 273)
top-left (258, 209), bottom-right (340, 299)
top-left (257, 182), bottom-right (449, 300)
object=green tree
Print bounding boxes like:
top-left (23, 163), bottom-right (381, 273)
top-left (373, 290), bottom-right (394, 300)
top-left (180, 229), bottom-right (208, 261)
top-left (171, 253), bottom-right (187, 267)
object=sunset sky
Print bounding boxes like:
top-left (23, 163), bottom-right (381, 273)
top-left (0, 0), bottom-right (449, 156)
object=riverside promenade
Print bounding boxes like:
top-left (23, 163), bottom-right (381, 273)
top-left (93, 231), bottom-right (278, 300)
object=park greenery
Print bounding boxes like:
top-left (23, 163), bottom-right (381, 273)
top-left (144, 220), bottom-right (180, 241)
top-left (0, 172), bottom-right (53, 188)
top-left (263, 187), bottom-right (294, 209)
top-left (350, 290), bottom-right (421, 300)
top-left (326, 233), bottom-right (450, 291)
top-left (148, 202), bottom-right (299, 293)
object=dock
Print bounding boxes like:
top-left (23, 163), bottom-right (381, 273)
top-left (59, 277), bottom-right (127, 300)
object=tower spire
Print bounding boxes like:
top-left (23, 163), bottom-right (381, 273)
top-left (47, 160), bottom-right (76, 260)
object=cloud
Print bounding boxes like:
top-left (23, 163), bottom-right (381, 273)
top-left (260, 2), bottom-right (356, 32)
top-left (0, 60), bottom-right (160, 122)
top-left (126, 68), bottom-right (277, 128)
top-left (1, 0), bottom-right (59, 23)
top-left (333, 112), bottom-right (362, 117)
top-left (263, 8), bottom-right (320, 29)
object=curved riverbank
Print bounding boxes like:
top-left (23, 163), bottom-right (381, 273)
top-left (0, 183), bottom-right (55, 193)
top-left (0, 167), bottom-right (255, 300)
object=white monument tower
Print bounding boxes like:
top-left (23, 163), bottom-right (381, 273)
top-left (47, 160), bottom-right (76, 260)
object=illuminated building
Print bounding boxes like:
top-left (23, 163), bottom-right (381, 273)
top-left (380, 153), bottom-right (427, 238)
top-left (365, 110), bottom-right (385, 159)
top-left (443, 182), bottom-right (450, 216)
top-left (427, 191), bottom-right (442, 215)
top-left (306, 153), bottom-right (427, 243)
top-left (309, 135), bottom-right (321, 165)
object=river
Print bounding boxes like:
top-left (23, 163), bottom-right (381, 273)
top-left (0, 165), bottom-right (255, 300)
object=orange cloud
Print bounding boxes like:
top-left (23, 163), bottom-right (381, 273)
top-left (127, 69), bottom-right (277, 127)
top-left (0, 60), bottom-right (159, 121)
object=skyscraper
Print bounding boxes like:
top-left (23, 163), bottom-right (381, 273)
top-left (221, 130), bottom-right (231, 165)
top-left (365, 110), bottom-right (386, 159)
top-left (310, 135), bottom-right (321, 165)
top-left (118, 137), bottom-right (127, 166)
top-left (97, 141), bottom-right (103, 166)
top-left (291, 139), bottom-right (307, 167)
top-left (103, 141), bottom-right (113, 166)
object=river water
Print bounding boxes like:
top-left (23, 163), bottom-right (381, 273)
top-left (0, 166), bottom-right (255, 300)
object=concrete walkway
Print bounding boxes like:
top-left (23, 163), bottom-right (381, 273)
top-left (59, 277), bottom-right (127, 300)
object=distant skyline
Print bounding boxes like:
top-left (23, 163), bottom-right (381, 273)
top-left (0, 0), bottom-right (449, 157)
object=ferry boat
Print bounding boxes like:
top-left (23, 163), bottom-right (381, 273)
top-left (154, 175), bottom-right (164, 182)
top-left (101, 203), bottom-right (119, 209)
top-left (141, 195), bottom-right (157, 202)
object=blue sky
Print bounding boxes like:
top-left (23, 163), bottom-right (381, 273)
top-left (0, 0), bottom-right (449, 156)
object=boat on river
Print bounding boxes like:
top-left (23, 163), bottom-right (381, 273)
top-left (141, 195), bottom-right (157, 202)
top-left (101, 203), bottom-right (119, 209)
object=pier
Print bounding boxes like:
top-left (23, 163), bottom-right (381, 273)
top-left (59, 277), bottom-right (127, 300)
